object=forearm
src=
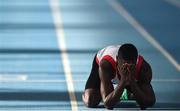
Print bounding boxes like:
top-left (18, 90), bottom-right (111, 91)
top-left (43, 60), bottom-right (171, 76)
top-left (130, 80), bottom-right (154, 108)
top-left (130, 81), bottom-right (145, 104)
top-left (103, 81), bottom-right (125, 109)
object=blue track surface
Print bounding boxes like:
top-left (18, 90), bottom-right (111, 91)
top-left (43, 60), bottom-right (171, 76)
top-left (0, 0), bottom-right (180, 110)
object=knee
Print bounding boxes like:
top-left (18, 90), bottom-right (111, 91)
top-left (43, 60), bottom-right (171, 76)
top-left (82, 95), bottom-right (99, 108)
top-left (82, 89), bottom-right (101, 108)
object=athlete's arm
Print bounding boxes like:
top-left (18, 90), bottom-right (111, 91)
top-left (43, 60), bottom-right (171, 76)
top-left (129, 60), bottom-right (156, 109)
top-left (99, 59), bottom-right (125, 109)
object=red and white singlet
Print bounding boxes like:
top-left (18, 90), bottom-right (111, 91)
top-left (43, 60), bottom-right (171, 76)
top-left (96, 45), bottom-right (143, 83)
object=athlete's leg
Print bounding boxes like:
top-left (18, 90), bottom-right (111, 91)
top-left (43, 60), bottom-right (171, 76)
top-left (82, 54), bottom-right (102, 108)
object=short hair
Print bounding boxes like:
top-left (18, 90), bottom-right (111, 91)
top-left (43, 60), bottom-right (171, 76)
top-left (118, 43), bottom-right (138, 61)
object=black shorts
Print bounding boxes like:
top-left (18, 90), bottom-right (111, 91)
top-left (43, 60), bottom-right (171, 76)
top-left (85, 54), bottom-right (100, 90)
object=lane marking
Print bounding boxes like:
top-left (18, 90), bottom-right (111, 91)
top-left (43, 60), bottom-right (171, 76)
top-left (49, 0), bottom-right (78, 110)
top-left (0, 75), bottom-right (27, 81)
top-left (165, 0), bottom-right (180, 8)
top-left (0, 79), bottom-right (180, 83)
top-left (108, 0), bottom-right (180, 72)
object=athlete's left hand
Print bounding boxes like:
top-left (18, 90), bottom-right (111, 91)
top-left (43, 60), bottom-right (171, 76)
top-left (126, 64), bottom-right (136, 84)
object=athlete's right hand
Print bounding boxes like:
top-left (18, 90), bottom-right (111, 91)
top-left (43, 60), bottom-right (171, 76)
top-left (117, 63), bottom-right (130, 85)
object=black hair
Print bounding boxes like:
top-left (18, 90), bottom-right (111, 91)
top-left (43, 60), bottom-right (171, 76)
top-left (118, 43), bottom-right (138, 61)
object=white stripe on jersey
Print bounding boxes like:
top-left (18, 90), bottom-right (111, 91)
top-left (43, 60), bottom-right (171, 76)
top-left (96, 45), bottom-right (121, 64)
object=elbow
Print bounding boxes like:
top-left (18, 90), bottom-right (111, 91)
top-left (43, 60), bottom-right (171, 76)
top-left (103, 94), bottom-right (121, 110)
top-left (104, 98), bottom-right (117, 110)
top-left (146, 97), bottom-right (156, 107)
top-left (151, 96), bottom-right (156, 106)
top-left (140, 97), bottom-right (156, 109)
top-left (104, 101), bottom-right (114, 110)
top-left (104, 98), bottom-right (119, 110)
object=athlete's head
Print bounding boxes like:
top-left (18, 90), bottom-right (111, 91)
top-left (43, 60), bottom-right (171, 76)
top-left (117, 43), bottom-right (138, 71)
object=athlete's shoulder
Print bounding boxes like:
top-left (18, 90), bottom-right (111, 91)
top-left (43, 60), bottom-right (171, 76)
top-left (98, 45), bottom-right (121, 51)
top-left (96, 45), bottom-right (120, 66)
top-left (139, 59), bottom-right (152, 84)
top-left (142, 59), bottom-right (152, 74)
top-left (99, 59), bottom-right (115, 79)
top-left (100, 59), bottom-right (114, 73)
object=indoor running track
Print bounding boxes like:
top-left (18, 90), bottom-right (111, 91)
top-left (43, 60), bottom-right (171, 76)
top-left (0, 0), bottom-right (180, 110)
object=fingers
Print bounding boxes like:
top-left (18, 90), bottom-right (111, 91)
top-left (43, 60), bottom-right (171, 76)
top-left (118, 63), bottom-right (136, 85)
top-left (123, 63), bottom-right (136, 75)
top-left (121, 64), bottom-right (130, 76)
top-left (120, 63), bottom-right (136, 86)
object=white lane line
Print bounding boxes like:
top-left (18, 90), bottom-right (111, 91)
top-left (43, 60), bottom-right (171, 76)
top-left (165, 0), bottom-right (180, 8)
top-left (49, 0), bottom-right (78, 110)
top-left (0, 75), bottom-right (27, 81)
top-left (107, 0), bottom-right (180, 72)
top-left (0, 79), bottom-right (180, 83)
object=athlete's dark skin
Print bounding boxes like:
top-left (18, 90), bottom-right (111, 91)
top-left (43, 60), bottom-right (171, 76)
top-left (82, 56), bottom-right (156, 110)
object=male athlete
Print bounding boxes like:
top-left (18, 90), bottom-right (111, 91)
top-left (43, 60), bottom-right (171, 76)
top-left (82, 43), bottom-right (156, 109)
